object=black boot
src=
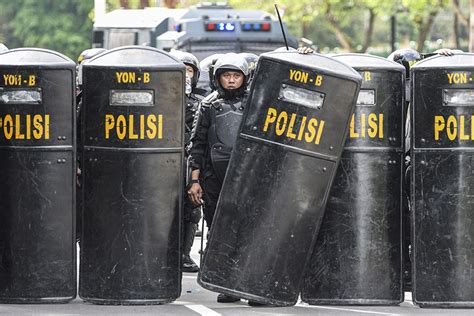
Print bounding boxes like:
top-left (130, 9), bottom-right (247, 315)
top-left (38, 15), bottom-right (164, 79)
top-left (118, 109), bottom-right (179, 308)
top-left (182, 222), bottom-right (199, 273)
top-left (182, 254), bottom-right (199, 273)
top-left (217, 293), bottom-right (240, 303)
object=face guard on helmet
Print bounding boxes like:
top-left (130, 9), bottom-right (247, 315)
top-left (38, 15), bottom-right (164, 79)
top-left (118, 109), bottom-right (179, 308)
top-left (238, 52), bottom-right (258, 83)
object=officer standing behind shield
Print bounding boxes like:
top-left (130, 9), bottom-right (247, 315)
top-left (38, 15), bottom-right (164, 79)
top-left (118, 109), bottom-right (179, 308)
top-left (75, 48), bottom-right (107, 244)
top-left (188, 53), bottom-right (249, 303)
top-left (170, 50), bottom-right (204, 273)
top-left (388, 47), bottom-right (461, 291)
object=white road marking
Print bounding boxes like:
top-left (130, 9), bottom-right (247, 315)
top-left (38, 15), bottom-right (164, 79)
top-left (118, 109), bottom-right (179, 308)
top-left (296, 303), bottom-right (399, 315)
top-left (186, 304), bottom-right (221, 316)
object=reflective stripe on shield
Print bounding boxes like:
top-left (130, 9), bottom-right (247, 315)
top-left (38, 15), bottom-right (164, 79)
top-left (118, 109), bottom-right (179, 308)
top-left (198, 51), bottom-right (362, 306)
top-left (79, 46), bottom-right (184, 305)
top-left (302, 54), bottom-right (405, 305)
top-left (0, 48), bottom-right (76, 303)
top-left (411, 53), bottom-right (474, 308)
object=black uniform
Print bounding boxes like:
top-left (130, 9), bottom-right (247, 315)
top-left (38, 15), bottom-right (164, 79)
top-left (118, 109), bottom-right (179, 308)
top-left (75, 48), bottom-right (107, 244)
top-left (182, 92), bottom-right (203, 262)
top-left (190, 92), bottom-right (248, 227)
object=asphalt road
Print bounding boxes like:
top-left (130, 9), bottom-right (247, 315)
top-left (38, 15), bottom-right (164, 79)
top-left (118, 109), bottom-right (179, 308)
top-left (1, 233), bottom-right (473, 315)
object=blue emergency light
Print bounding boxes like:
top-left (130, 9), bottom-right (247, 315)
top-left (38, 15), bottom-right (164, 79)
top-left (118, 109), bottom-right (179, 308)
top-left (205, 22), bottom-right (236, 32)
top-left (241, 22), bottom-right (271, 32)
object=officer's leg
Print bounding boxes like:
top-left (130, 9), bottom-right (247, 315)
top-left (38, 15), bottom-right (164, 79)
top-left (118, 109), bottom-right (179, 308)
top-left (201, 173), bottom-right (240, 303)
top-left (202, 173), bottom-right (222, 228)
top-left (182, 199), bottom-right (201, 273)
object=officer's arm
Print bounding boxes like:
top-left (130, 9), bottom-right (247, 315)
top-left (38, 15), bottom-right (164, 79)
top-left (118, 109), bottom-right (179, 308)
top-left (188, 169), bottom-right (203, 205)
top-left (189, 104), bottom-right (210, 171)
top-left (297, 47), bottom-right (315, 54)
top-left (188, 104), bottom-right (210, 205)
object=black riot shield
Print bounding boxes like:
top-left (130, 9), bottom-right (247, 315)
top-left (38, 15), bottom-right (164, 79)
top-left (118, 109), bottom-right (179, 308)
top-left (198, 51), bottom-right (362, 306)
top-left (411, 54), bottom-right (474, 308)
top-left (79, 46), bottom-right (184, 305)
top-left (301, 54), bottom-right (405, 305)
top-left (0, 48), bottom-right (76, 303)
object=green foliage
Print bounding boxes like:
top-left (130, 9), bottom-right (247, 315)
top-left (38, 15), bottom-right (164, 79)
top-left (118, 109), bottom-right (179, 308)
top-left (0, 0), bottom-right (94, 60)
top-left (0, 0), bottom-right (464, 56)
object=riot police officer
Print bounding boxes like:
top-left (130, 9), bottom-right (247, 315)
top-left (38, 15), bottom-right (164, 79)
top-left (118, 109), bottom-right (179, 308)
top-left (387, 48), bottom-right (421, 292)
top-left (188, 53), bottom-right (249, 225)
top-left (188, 53), bottom-right (249, 303)
top-left (170, 50), bottom-right (205, 273)
top-left (388, 47), bottom-right (463, 292)
top-left (76, 48), bottom-right (107, 244)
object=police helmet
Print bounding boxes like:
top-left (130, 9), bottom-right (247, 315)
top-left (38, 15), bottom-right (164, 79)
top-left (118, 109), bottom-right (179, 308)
top-left (200, 54), bottom-right (223, 91)
top-left (200, 54), bottom-right (223, 72)
top-left (77, 48), bottom-right (107, 64)
top-left (387, 48), bottom-right (421, 79)
top-left (213, 53), bottom-right (249, 98)
top-left (0, 43), bottom-right (8, 53)
top-left (170, 50), bottom-right (200, 88)
top-left (77, 48), bottom-right (107, 85)
top-left (238, 52), bottom-right (258, 81)
top-left (213, 53), bottom-right (249, 79)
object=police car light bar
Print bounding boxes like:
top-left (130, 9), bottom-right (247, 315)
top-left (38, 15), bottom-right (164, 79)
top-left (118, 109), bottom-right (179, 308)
top-left (242, 22), bottom-right (271, 32)
top-left (443, 89), bottom-right (474, 106)
top-left (110, 90), bottom-right (154, 106)
top-left (205, 22), bottom-right (236, 32)
top-left (0, 88), bottom-right (42, 105)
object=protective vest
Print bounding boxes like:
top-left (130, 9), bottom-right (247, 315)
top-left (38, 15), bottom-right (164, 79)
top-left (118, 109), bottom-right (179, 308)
top-left (208, 96), bottom-right (246, 182)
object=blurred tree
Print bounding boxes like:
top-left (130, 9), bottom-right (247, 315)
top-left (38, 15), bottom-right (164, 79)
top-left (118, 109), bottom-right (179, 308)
top-left (470, 0), bottom-right (474, 52)
top-left (0, 0), bottom-right (457, 56)
top-left (401, 0), bottom-right (449, 51)
top-left (163, 0), bottom-right (179, 8)
top-left (451, 0), bottom-right (469, 27)
top-left (140, 0), bottom-right (150, 8)
top-left (319, 0), bottom-right (397, 52)
top-left (0, 0), bottom-right (94, 59)
top-left (108, 0), bottom-right (152, 9)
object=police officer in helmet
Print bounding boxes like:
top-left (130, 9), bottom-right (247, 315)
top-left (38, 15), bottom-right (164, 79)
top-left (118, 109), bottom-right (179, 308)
top-left (170, 50), bottom-right (204, 273)
top-left (387, 47), bottom-right (421, 292)
top-left (188, 53), bottom-right (249, 303)
top-left (388, 47), bottom-right (462, 292)
top-left (75, 47), bottom-right (107, 244)
top-left (387, 48), bottom-right (421, 81)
